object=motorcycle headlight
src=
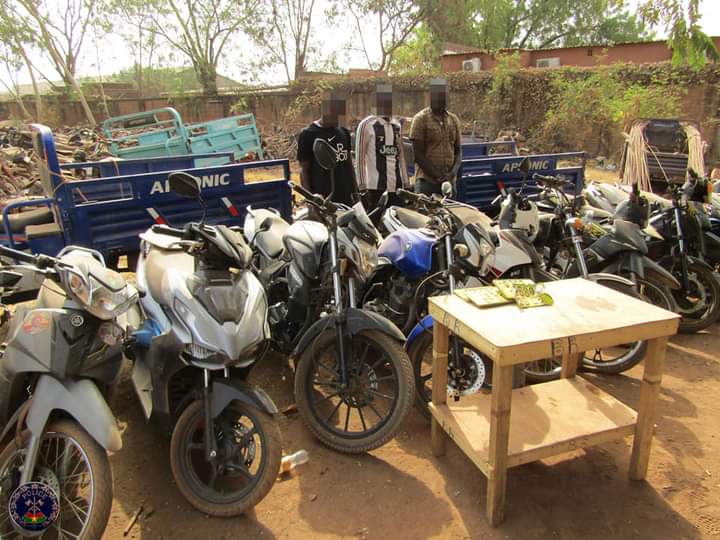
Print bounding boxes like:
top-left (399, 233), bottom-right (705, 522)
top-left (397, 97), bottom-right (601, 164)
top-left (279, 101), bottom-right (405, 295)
top-left (478, 237), bottom-right (493, 258)
top-left (68, 272), bottom-right (90, 304)
top-left (86, 276), bottom-right (138, 320)
top-left (355, 239), bottom-right (378, 279)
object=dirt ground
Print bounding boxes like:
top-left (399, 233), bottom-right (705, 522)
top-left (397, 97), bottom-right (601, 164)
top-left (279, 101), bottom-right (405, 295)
top-left (101, 317), bottom-right (720, 540)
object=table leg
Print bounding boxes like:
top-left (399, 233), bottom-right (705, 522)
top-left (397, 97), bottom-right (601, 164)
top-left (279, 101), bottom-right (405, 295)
top-left (629, 336), bottom-right (668, 481)
top-left (430, 322), bottom-right (449, 457)
top-left (486, 363), bottom-right (513, 526)
top-left (560, 351), bottom-right (583, 378)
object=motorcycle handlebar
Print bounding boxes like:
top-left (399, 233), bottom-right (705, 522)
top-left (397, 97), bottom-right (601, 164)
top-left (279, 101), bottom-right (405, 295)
top-left (289, 181), bottom-right (326, 208)
top-left (151, 224), bottom-right (185, 238)
top-left (0, 245), bottom-right (39, 265)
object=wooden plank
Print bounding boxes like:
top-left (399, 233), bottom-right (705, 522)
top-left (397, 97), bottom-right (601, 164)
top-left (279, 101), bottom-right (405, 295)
top-left (486, 364), bottom-right (513, 526)
top-left (561, 351), bottom-right (583, 378)
top-left (429, 403), bottom-right (489, 476)
top-left (431, 322), bottom-right (450, 458)
top-left (629, 336), bottom-right (667, 480)
top-left (429, 278), bottom-right (680, 366)
top-left (432, 378), bottom-right (637, 464)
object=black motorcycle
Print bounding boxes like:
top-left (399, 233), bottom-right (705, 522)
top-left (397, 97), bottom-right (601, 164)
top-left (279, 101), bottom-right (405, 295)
top-left (244, 140), bottom-right (414, 454)
top-left (645, 178), bottom-right (720, 333)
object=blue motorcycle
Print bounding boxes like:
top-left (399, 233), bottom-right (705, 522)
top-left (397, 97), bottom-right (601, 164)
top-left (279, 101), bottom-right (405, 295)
top-left (360, 186), bottom-right (499, 417)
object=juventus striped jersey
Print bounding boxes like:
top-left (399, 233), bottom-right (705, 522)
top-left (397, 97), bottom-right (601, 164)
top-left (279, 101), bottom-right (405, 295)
top-left (355, 116), bottom-right (409, 192)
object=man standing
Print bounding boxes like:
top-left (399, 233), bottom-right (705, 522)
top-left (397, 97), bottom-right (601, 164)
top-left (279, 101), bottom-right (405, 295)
top-left (297, 92), bottom-right (358, 206)
top-left (409, 78), bottom-right (462, 195)
top-left (355, 84), bottom-right (409, 210)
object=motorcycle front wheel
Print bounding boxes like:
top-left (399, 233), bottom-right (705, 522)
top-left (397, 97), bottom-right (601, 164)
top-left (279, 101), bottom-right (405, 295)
top-left (523, 278), bottom-right (651, 381)
top-left (170, 400), bottom-right (281, 517)
top-left (672, 262), bottom-right (720, 334)
top-left (0, 419), bottom-right (113, 540)
top-left (294, 329), bottom-right (413, 453)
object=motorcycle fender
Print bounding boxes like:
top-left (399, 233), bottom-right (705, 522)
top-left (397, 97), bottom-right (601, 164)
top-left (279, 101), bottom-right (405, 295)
top-left (586, 272), bottom-right (635, 287)
top-left (405, 315), bottom-right (434, 350)
top-left (292, 308), bottom-right (406, 357)
top-left (704, 230), bottom-right (720, 250)
top-left (25, 375), bottom-right (122, 452)
top-left (211, 379), bottom-right (279, 417)
top-left (642, 256), bottom-right (682, 290)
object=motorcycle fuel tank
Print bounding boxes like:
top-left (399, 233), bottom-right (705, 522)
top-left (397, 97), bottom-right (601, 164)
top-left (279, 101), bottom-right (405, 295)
top-left (378, 228), bottom-right (436, 278)
top-left (282, 221), bottom-right (329, 278)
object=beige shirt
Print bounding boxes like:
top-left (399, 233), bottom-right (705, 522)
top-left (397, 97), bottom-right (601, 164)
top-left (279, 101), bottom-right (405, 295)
top-left (409, 107), bottom-right (461, 181)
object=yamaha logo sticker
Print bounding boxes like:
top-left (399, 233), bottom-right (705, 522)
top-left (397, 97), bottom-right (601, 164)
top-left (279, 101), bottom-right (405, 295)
top-left (70, 314), bottom-right (84, 327)
top-left (8, 482), bottom-right (60, 534)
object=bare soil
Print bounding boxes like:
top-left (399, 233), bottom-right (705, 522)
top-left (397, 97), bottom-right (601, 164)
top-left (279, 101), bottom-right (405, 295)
top-left (103, 321), bottom-right (720, 540)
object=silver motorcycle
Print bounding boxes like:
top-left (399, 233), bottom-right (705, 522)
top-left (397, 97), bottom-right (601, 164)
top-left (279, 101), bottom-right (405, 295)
top-left (129, 172), bottom-right (282, 517)
top-left (0, 245), bottom-right (137, 539)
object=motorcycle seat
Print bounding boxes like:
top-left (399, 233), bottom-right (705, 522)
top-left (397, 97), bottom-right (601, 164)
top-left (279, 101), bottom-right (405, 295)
top-left (0, 206), bottom-right (54, 233)
top-left (391, 207), bottom-right (430, 229)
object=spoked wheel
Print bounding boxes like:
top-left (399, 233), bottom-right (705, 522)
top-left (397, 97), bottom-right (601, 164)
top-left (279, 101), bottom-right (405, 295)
top-left (408, 331), bottom-right (494, 420)
top-left (170, 400), bottom-right (281, 517)
top-left (0, 420), bottom-right (112, 540)
top-left (672, 262), bottom-right (720, 333)
top-left (524, 278), bottom-right (652, 381)
top-left (295, 330), bottom-right (413, 453)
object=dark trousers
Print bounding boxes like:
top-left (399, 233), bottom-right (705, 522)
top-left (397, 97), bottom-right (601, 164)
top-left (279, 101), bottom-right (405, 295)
top-left (362, 190), bottom-right (403, 225)
top-left (414, 178), bottom-right (443, 196)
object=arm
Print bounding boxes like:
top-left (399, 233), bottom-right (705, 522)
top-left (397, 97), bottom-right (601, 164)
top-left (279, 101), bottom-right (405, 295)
top-left (355, 119), bottom-right (368, 191)
top-left (299, 161), bottom-right (312, 191)
top-left (441, 117), bottom-right (463, 182)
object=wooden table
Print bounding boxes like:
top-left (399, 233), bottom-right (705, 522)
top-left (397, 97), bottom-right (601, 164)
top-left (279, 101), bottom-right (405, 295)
top-left (428, 278), bottom-right (680, 526)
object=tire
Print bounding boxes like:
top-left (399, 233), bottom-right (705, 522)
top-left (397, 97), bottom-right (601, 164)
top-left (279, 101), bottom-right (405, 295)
top-left (523, 278), bottom-right (655, 382)
top-left (0, 419), bottom-right (113, 540)
top-left (294, 329), bottom-right (413, 453)
top-left (170, 400), bottom-right (281, 517)
top-left (673, 262), bottom-right (720, 334)
top-left (635, 276), bottom-right (678, 313)
top-left (407, 330), bottom-right (525, 420)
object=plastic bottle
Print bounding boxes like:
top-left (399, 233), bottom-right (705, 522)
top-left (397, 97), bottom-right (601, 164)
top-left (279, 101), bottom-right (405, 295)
top-left (279, 449), bottom-right (309, 474)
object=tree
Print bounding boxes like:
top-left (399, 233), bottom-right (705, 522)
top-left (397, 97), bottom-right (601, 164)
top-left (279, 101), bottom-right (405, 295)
top-left (0, 0), bottom-right (42, 120)
top-left (422, 0), bottom-right (651, 51)
top-left (346, 0), bottom-right (427, 72)
top-left (15, 0), bottom-right (99, 124)
top-left (247, 0), bottom-right (327, 83)
top-left (147, 0), bottom-right (256, 95)
top-left (637, 0), bottom-right (719, 67)
top-left (109, 0), bottom-right (159, 97)
top-left (389, 24), bottom-right (440, 74)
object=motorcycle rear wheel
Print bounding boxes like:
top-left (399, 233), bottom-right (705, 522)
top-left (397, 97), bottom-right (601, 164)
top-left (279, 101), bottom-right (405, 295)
top-left (0, 419), bottom-right (113, 540)
top-left (294, 329), bottom-right (413, 453)
top-left (170, 400), bottom-right (281, 517)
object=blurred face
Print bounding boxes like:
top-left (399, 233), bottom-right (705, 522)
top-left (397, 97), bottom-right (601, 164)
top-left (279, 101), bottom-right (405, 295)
top-left (321, 97), bottom-right (346, 127)
top-left (376, 91), bottom-right (393, 117)
top-left (430, 83), bottom-right (448, 112)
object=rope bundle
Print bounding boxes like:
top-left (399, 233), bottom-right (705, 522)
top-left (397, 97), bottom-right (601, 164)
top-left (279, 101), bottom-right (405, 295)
top-left (620, 120), bottom-right (652, 191)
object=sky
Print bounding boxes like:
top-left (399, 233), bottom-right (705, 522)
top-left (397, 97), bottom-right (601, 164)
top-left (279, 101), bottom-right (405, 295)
top-left (6, 0), bottom-right (720, 88)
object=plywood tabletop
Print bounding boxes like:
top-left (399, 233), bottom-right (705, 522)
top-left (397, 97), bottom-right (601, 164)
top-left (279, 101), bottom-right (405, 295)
top-left (428, 278), bottom-right (680, 364)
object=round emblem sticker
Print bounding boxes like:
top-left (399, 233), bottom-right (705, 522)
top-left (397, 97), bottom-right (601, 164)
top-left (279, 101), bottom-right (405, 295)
top-left (70, 314), bottom-right (84, 327)
top-left (8, 482), bottom-right (60, 535)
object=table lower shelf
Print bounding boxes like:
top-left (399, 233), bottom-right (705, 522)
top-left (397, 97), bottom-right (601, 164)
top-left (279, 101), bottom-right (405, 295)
top-left (429, 377), bottom-right (637, 474)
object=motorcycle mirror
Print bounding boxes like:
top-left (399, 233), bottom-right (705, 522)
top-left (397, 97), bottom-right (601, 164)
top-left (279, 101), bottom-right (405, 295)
top-left (0, 270), bottom-right (23, 288)
top-left (168, 172), bottom-right (201, 199)
top-left (441, 181), bottom-right (453, 198)
top-left (313, 139), bottom-right (338, 171)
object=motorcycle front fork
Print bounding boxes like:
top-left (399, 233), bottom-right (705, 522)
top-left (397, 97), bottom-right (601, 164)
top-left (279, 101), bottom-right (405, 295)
top-left (330, 234), bottom-right (349, 387)
top-left (444, 234), bottom-right (463, 393)
top-left (674, 206), bottom-right (691, 291)
top-left (202, 367), bottom-right (229, 462)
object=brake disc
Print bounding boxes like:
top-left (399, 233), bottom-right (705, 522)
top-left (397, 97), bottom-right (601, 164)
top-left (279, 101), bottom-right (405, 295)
top-left (447, 349), bottom-right (486, 398)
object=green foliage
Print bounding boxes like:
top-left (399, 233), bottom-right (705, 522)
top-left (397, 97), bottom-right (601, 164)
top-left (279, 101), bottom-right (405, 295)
top-left (389, 25), bottom-right (440, 75)
top-left (533, 66), bottom-right (683, 156)
top-left (109, 66), bottom-right (206, 95)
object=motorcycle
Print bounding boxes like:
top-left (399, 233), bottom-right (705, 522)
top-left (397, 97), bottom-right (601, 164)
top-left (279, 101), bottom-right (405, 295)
top-left (645, 176), bottom-right (720, 333)
top-left (360, 183), bottom-right (502, 417)
top-left (0, 245), bottom-right (137, 539)
top-left (243, 139), bottom-right (414, 454)
top-left (129, 172), bottom-right (282, 516)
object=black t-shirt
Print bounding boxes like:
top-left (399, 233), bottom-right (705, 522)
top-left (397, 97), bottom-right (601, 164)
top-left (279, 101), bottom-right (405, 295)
top-left (297, 122), bottom-right (356, 206)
